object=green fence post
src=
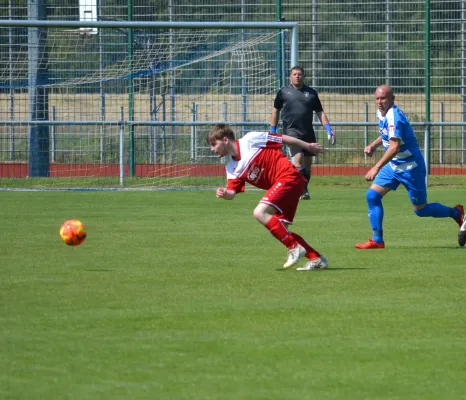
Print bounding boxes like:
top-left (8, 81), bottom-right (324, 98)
top-left (128, 0), bottom-right (134, 177)
top-left (425, 0), bottom-right (431, 178)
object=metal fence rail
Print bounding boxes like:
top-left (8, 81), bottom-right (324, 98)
top-left (1, 1), bottom-right (465, 189)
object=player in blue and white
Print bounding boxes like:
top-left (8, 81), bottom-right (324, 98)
top-left (355, 85), bottom-right (464, 249)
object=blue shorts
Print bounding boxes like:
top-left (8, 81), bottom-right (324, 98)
top-left (373, 164), bottom-right (427, 206)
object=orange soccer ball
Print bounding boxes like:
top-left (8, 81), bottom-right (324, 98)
top-left (59, 220), bottom-right (87, 246)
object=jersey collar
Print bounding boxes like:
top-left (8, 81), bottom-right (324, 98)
top-left (232, 140), bottom-right (241, 161)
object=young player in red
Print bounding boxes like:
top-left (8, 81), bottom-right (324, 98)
top-left (207, 123), bottom-right (328, 270)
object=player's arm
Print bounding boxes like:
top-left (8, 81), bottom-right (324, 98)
top-left (270, 91), bottom-right (282, 133)
top-left (270, 108), bottom-right (280, 133)
top-left (316, 111), bottom-right (336, 145)
top-left (316, 110), bottom-right (330, 125)
top-left (216, 178), bottom-right (244, 200)
top-left (282, 134), bottom-right (324, 155)
top-left (365, 138), bottom-right (400, 181)
top-left (364, 136), bottom-right (383, 156)
top-left (216, 187), bottom-right (236, 200)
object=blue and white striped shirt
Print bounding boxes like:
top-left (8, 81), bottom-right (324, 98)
top-left (377, 105), bottom-right (424, 172)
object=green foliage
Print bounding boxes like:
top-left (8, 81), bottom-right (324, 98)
top-left (1, 1), bottom-right (463, 94)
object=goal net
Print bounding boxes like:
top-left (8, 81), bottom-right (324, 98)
top-left (0, 21), bottom-right (296, 190)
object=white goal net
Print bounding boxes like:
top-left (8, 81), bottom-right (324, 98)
top-left (0, 21), bottom-right (296, 190)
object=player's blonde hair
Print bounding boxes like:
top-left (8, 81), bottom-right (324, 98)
top-left (207, 123), bottom-right (236, 145)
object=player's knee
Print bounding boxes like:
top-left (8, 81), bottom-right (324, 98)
top-left (414, 206), bottom-right (428, 217)
top-left (252, 208), bottom-right (267, 224)
top-left (366, 188), bottom-right (382, 204)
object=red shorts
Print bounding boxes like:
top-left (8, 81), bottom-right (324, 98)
top-left (259, 177), bottom-right (306, 224)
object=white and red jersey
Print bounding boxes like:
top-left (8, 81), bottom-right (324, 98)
top-left (225, 131), bottom-right (303, 193)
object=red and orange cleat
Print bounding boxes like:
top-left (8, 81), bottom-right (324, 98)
top-left (355, 238), bottom-right (385, 249)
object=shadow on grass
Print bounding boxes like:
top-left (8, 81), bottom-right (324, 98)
top-left (395, 246), bottom-right (465, 250)
top-left (275, 267), bottom-right (369, 272)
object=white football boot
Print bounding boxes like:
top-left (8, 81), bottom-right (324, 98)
top-left (297, 255), bottom-right (328, 271)
top-left (458, 215), bottom-right (466, 247)
top-left (283, 244), bottom-right (306, 269)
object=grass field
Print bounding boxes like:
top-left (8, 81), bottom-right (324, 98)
top-left (1, 182), bottom-right (466, 399)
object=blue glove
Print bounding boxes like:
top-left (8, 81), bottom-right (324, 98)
top-left (324, 123), bottom-right (336, 145)
top-left (270, 126), bottom-right (277, 133)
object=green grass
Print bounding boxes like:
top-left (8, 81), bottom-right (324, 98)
top-left (0, 175), bottom-right (463, 190)
top-left (1, 186), bottom-right (466, 400)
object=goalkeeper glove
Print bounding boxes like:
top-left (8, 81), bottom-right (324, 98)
top-left (324, 123), bottom-right (336, 145)
top-left (270, 126), bottom-right (277, 133)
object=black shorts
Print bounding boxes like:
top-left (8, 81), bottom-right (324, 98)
top-left (284, 128), bottom-right (316, 157)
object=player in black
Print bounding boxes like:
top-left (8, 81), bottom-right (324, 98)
top-left (271, 66), bottom-right (336, 200)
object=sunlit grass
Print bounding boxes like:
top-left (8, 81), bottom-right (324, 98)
top-left (1, 187), bottom-right (465, 399)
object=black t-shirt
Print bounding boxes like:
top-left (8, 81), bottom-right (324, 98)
top-left (273, 84), bottom-right (323, 136)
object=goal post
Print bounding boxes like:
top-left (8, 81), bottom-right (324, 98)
top-left (0, 19), bottom-right (298, 190)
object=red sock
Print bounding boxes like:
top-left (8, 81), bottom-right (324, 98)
top-left (291, 232), bottom-right (320, 259)
top-left (265, 215), bottom-right (297, 249)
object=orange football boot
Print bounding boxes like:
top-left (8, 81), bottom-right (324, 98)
top-left (355, 238), bottom-right (385, 249)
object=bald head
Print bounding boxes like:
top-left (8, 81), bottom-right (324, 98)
top-left (375, 85), bottom-right (395, 116)
top-left (376, 85), bottom-right (394, 97)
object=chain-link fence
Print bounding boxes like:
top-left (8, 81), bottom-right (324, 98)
top-left (0, 1), bottom-right (465, 188)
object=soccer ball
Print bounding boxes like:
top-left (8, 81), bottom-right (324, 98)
top-left (60, 219), bottom-right (87, 246)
